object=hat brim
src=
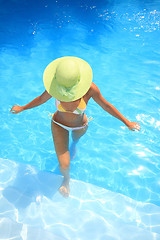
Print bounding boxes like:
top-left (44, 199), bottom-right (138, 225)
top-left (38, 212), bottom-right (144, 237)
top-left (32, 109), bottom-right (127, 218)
top-left (43, 56), bottom-right (93, 102)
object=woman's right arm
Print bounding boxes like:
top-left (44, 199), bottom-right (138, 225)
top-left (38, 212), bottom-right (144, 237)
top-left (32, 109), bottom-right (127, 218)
top-left (10, 90), bottom-right (52, 114)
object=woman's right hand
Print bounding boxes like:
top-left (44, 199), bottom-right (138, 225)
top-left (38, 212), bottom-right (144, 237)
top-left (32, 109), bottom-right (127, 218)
top-left (10, 105), bottom-right (24, 114)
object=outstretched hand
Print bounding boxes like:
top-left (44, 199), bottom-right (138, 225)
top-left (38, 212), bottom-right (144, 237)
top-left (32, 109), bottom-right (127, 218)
top-left (10, 105), bottom-right (24, 114)
top-left (126, 121), bottom-right (140, 131)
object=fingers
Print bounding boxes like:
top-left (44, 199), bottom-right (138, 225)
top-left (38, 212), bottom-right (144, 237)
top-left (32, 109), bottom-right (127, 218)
top-left (11, 111), bottom-right (17, 114)
top-left (131, 122), bottom-right (140, 131)
top-left (10, 105), bottom-right (20, 114)
top-left (10, 106), bottom-right (16, 114)
top-left (136, 126), bottom-right (140, 131)
top-left (10, 106), bottom-right (14, 113)
top-left (135, 123), bottom-right (140, 131)
top-left (10, 107), bottom-right (15, 113)
top-left (128, 122), bottom-right (140, 131)
top-left (10, 110), bottom-right (17, 114)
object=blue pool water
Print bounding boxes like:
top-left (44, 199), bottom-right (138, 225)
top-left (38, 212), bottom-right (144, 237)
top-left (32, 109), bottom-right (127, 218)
top-left (0, 0), bottom-right (160, 238)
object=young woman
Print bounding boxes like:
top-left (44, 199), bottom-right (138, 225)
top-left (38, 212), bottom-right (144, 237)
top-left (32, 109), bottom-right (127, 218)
top-left (10, 57), bottom-right (140, 198)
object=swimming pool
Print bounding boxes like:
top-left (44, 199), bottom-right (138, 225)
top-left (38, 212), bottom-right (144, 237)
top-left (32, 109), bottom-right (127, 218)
top-left (0, 0), bottom-right (160, 239)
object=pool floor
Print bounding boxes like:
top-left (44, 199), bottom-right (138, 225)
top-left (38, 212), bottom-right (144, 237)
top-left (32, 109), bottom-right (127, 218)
top-left (0, 158), bottom-right (160, 240)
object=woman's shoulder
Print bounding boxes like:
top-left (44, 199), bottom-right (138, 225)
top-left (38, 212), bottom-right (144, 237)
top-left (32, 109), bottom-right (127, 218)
top-left (88, 83), bottom-right (100, 96)
top-left (84, 83), bottom-right (100, 102)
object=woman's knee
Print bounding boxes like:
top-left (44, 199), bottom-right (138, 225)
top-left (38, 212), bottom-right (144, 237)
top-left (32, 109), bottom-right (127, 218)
top-left (59, 161), bottom-right (70, 170)
top-left (58, 152), bottom-right (70, 170)
top-left (59, 161), bottom-right (70, 179)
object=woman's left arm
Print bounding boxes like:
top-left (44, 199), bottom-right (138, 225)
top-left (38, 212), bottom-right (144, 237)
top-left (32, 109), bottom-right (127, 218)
top-left (91, 83), bottom-right (140, 131)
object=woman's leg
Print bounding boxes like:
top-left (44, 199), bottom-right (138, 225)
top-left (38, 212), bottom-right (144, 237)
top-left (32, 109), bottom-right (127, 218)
top-left (70, 125), bottom-right (88, 160)
top-left (51, 120), bottom-right (70, 198)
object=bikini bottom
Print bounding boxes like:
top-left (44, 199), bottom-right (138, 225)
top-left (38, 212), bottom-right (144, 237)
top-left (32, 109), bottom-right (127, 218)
top-left (47, 112), bottom-right (93, 131)
top-left (51, 118), bottom-right (88, 131)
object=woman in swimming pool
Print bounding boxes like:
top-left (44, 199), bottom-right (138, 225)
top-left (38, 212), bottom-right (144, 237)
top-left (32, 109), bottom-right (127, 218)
top-left (10, 57), bottom-right (140, 198)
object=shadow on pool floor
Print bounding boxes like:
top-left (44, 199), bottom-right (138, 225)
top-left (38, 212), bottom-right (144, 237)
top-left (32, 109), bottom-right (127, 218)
top-left (0, 158), bottom-right (160, 240)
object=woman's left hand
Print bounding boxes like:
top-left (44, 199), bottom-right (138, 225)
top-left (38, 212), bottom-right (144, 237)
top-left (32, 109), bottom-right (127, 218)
top-left (126, 121), bottom-right (140, 131)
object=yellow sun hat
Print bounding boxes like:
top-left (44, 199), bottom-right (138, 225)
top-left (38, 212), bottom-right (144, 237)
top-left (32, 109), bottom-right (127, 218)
top-left (43, 56), bottom-right (93, 102)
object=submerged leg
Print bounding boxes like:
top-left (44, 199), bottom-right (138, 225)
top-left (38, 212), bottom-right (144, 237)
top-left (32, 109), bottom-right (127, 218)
top-left (51, 120), bottom-right (70, 198)
top-left (70, 125), bottom-right (88, 160)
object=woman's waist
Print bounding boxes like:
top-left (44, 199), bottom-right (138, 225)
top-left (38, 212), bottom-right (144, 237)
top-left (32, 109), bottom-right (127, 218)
top-left (53, 111), bottom-right (87, 127)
